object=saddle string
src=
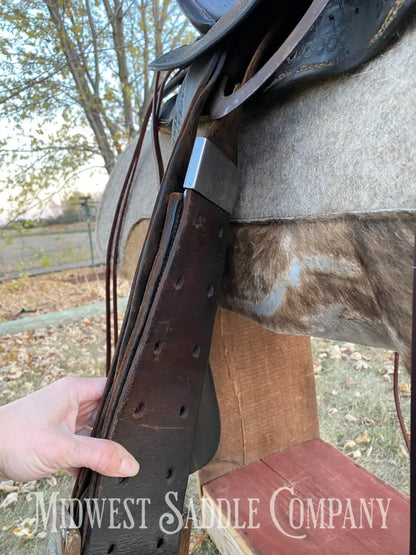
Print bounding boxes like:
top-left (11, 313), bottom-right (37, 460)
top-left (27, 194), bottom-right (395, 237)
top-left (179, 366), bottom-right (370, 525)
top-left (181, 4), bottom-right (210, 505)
top-left (151, 71), bottom-right (173, 185)
top-left (105, 101), bottom-right (153, 373)
top-left (151, 71), bottom-right (165, 184)
top-left (393, 351), bottom-right (410, 453)
top-left (111, 73), bottom-right (168, 347)
top-left (109, 71), bottom-right (171, 365)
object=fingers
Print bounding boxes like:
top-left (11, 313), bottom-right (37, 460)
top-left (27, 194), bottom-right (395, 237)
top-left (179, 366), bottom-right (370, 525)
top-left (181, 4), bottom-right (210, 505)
top-left (61, 376), bottom-right (108, 405)
top-left (67, 467), bottom-right (80, 479)
top-left (66, 434), bottom-right (140, 478)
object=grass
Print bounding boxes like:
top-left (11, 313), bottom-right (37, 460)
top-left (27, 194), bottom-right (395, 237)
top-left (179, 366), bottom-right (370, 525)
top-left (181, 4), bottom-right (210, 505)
top-left (313, 339), bottom-right (409, 495)
top-left (0, 319), bottom-right (410, 553)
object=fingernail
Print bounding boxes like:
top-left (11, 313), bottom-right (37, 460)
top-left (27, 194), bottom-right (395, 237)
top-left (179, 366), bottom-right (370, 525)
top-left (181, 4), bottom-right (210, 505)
top-left (119, 458), bottom-right (140, 477)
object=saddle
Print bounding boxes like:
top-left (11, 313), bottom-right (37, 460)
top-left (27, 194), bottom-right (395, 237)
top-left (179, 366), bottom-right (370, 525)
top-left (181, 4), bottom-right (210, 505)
top-left (70, 1), bottom-right (416, 553)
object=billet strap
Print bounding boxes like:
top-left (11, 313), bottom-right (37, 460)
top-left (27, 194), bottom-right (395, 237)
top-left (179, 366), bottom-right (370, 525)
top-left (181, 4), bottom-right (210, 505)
top-left (72, 51), bottom-right (225, 508)
top-left (72, 51), bottom-right (241, 554)
top-left (82, 186), bottom-right (233, 554)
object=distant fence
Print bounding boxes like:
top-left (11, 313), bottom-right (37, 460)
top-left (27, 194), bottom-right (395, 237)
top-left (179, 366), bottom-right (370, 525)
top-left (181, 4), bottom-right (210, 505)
top-left (0, 225), bottom-right (102, 279)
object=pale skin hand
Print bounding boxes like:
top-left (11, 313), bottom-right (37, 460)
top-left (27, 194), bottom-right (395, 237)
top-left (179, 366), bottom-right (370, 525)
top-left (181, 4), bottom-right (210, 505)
top-left (0, 376), bottom-right (140, 482)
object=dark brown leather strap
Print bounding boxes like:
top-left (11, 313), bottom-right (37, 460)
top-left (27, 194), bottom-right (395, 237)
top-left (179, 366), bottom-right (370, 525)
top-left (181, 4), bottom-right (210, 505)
top-left (82, 188), bottom-right (230, 554)
top-left (72, 51), bottom-right (238, 554)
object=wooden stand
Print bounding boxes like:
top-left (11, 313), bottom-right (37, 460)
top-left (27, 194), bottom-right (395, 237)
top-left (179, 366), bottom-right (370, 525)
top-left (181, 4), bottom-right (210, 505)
top-left (198, 309), bottom-right (409, 554)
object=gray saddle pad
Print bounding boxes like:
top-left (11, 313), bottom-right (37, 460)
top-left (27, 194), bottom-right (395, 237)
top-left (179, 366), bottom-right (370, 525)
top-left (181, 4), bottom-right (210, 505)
top-left (97, 14), bottom-right (416, 256)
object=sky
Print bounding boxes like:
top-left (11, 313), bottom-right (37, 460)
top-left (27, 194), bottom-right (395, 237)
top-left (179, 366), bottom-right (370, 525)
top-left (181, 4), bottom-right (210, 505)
top-left (0, 118), bottom-right (108, 224)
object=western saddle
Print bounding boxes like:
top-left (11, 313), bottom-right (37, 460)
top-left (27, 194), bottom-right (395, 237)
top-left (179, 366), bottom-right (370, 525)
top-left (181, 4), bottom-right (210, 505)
top-left (68, 1), bottom-right (416, 553)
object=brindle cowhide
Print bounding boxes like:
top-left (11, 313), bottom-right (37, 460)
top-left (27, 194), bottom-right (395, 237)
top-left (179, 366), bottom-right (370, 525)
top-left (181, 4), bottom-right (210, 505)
top-left (97, 16), bottom-right (416, 369)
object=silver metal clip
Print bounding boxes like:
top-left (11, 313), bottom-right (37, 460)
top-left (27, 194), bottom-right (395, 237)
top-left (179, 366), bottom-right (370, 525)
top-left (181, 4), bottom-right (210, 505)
top-left (183, 137), bottom-right (240, 215)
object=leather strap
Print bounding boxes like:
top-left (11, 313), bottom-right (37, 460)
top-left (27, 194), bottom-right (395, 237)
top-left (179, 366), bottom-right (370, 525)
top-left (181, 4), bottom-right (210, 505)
top-left (73, 51), bottom-right (239, 554)
top-left (81, 188), bottom-right (230, 554)
top-left (410, 237), bottom-right (416, 554)
top-left (73, 51), bottom-right (226, 506)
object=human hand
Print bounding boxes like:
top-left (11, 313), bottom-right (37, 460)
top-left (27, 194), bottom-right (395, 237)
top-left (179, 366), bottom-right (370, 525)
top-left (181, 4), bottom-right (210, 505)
top-left (0, 376), bottom-right (140, 482)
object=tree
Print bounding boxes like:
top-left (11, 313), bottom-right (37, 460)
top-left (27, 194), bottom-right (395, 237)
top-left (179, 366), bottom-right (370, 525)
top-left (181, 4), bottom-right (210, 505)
top-left (0, 0), bottom-right (193, 220)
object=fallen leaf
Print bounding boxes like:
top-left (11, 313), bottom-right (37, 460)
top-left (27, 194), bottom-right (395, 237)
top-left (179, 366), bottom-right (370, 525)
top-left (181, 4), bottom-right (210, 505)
top-left (13, 518), bottom-right (37, 539)
top-left (398, 445), bottom-right (410, 458)
top-left (345, 414), bottom-right (358, 423)
top-left (355, 431), bottom-right (371, 445)
top-left (345, 377), bottom-right (356, 387)
top-left (354, 360), bottom-right (369, 371)
top-left (341, 342), bottom-right (356, 352)
top-left (46, 476), bottom-right (57, 487)
top-left (399, 383), bottom-right (411, 396)
top-left (327, 345), bottom-right (341, 359)
top-left (313, 361), bottom-right (322, 374)
top-left (19, 481), bottom-right (38, 493)
top-left (344, 440), bottom-right (356, 450)
top-left (363, 417), bottom-right (375, 426)
top-left (0, 480), bottom-right (16, 494)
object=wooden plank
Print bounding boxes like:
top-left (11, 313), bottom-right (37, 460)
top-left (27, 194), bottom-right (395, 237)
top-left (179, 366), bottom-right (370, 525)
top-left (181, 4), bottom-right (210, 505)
top-left (200, 498), bottom-right (249, 555)
top-left (203, 439), bottom-right (409, 554)
top-left (199, 309), bottom-right (319, 485)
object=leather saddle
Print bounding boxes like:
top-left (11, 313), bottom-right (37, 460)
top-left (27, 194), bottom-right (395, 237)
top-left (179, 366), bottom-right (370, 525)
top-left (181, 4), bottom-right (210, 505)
top-left (71, 1), bottom-right (416, 553)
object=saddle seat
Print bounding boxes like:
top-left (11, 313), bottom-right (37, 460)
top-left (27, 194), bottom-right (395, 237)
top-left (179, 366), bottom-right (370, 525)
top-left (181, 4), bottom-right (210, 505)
top-left (152, 0), bottom-right (416, 120)
top-left (177, 0), bottom-right (236, 32)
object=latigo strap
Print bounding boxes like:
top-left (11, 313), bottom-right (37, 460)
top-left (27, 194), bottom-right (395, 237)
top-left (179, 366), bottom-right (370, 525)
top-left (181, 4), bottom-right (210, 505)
top-left (73, 52), bottom-right (240, 553)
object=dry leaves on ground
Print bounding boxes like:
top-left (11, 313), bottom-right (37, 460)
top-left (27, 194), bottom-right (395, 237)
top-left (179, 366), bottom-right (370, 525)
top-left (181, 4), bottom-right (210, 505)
top-left (0, 266), bottom-right (130, 322)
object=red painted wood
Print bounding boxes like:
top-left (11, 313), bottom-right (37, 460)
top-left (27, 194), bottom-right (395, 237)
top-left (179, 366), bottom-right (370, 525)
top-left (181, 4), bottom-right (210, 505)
top-left (204, 439), bottom-right (409, 554)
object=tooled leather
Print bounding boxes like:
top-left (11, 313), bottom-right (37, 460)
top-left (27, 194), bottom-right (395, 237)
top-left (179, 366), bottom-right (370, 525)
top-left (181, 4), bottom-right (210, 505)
top-left (205, 0), bottom-right (416, 118)
top-left (263, 0), bottom-right (416, 92)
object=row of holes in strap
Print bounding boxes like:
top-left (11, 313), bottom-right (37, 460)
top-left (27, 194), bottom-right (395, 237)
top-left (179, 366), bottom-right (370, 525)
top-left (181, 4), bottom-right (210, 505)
top-left (108, 224), bottom-right (224, 553)
top-left (128, 273), bottom-right (214, 433)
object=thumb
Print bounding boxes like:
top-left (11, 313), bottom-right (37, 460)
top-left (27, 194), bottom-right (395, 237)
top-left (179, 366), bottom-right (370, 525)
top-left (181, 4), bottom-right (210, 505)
top-left (66, 434), bottom-right (140, 478)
